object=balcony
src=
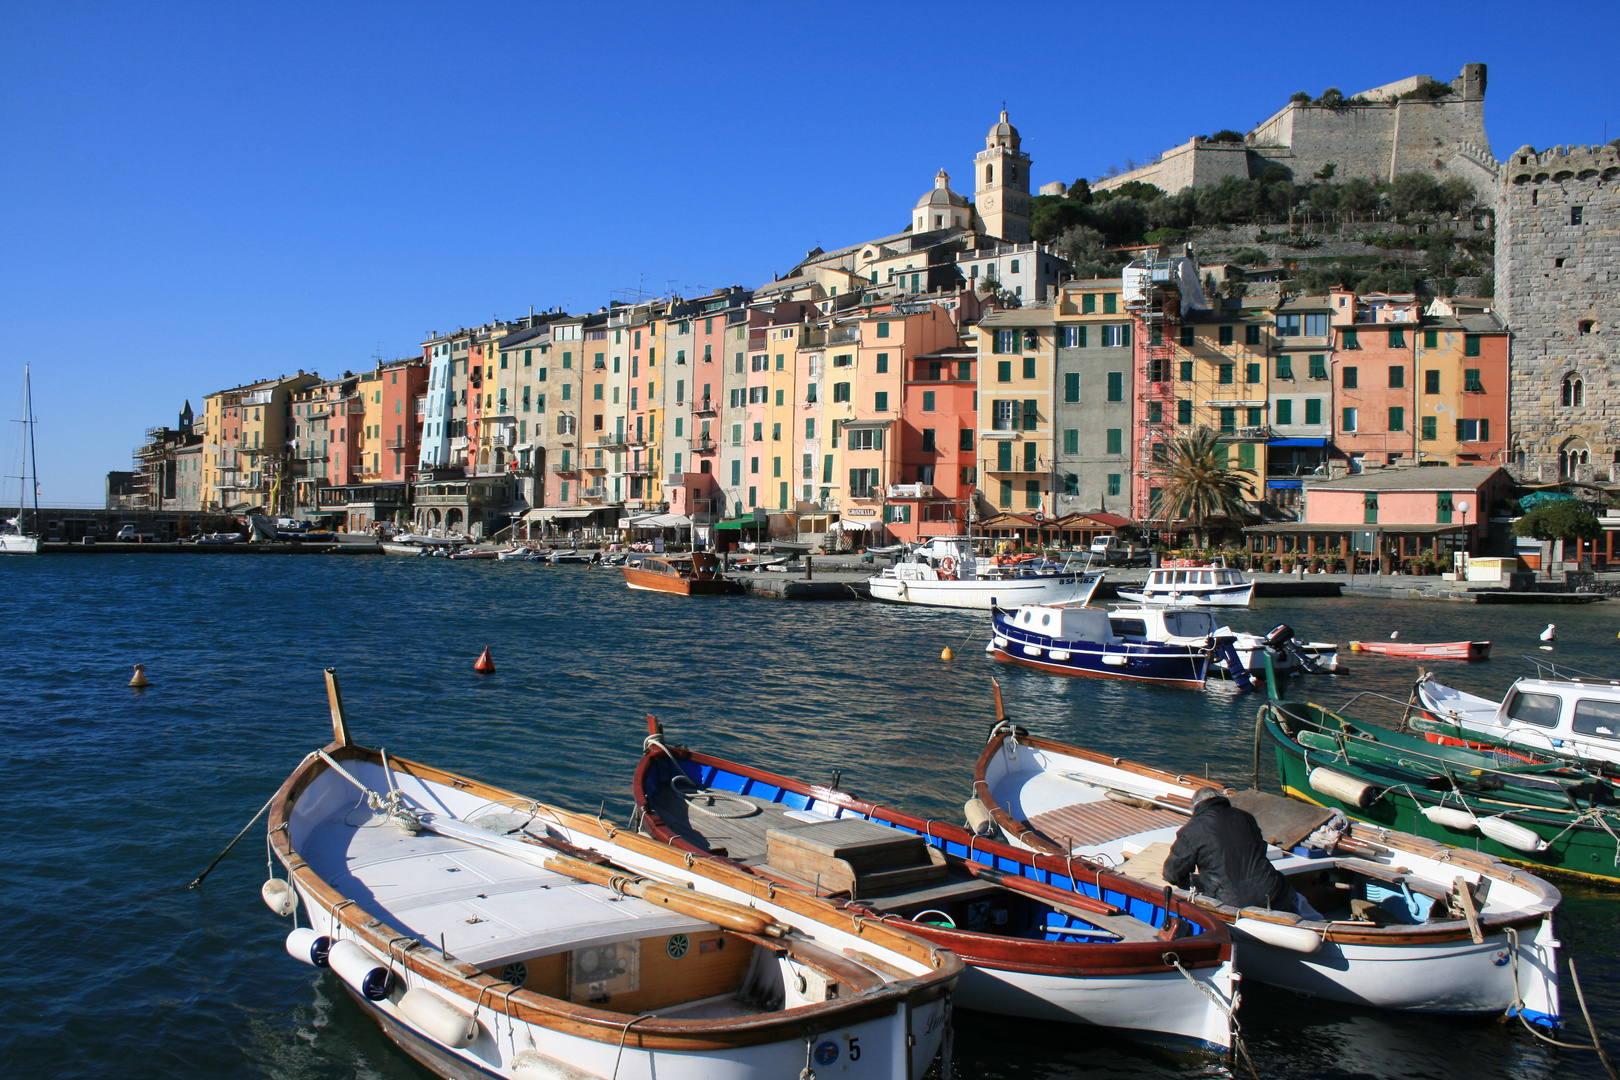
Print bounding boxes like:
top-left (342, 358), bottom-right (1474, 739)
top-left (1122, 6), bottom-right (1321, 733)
top-left (596, 435), bottom-right (627, 449)
top-left (1236, 426), bottom-right (1271, 439)
top-left (692, 437), bottom-right (717, 454)
top-left (624, 464), bottom-right (651, 476)
top-left (581, 485), bottom-right (607, 500)
top-left (549, 463), bottom-right (578, 475)
top-left (692, 399), bottom-right (718, 417)
top-left (886, 483), bottom-right (939, 500)
top-left (984, 461), bottom-right (1049, 476)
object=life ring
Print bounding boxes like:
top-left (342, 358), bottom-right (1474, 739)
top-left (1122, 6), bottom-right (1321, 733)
top-left (940, 557), bottom-right (956, 579)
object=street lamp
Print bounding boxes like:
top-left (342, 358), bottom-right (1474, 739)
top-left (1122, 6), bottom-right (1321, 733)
top-left (1457, 500), bottom-right (1471, 576)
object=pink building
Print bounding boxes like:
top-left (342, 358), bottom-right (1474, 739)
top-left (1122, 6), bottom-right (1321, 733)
top-left (890, 346), bottom-right (977, 542)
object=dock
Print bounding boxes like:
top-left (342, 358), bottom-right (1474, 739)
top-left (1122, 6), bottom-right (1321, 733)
top-left (38, 539), bottom-right (382, 555)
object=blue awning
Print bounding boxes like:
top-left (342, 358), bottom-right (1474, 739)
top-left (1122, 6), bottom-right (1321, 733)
top-left (1268, 437), bottom-right (1328, 448)
top-left (1267, 480), bottom-right (1303, 489)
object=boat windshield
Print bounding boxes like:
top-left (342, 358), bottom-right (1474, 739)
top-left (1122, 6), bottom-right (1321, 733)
top-left (1505, 690), bottom-right (1561, 728)
top-left (1109, 618), bottom-right (1148, 638)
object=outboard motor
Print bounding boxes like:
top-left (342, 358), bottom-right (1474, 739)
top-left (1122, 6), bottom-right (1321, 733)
top-left (1264, 624), bottom-right (1294, 648)
top-left (1212, 635), bottom-right (1256, 691)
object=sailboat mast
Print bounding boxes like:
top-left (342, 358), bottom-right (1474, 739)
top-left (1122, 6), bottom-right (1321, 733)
top-left (24, 365), bottom-right (39, 527)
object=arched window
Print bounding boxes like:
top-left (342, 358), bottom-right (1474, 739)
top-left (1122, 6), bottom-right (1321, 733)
top-left (1009, 165), bottom-right (1017, 184)
top-left (1563, 373), bottom-right (1584, 407)
top-left (985, 165), bottom-right (994, 185)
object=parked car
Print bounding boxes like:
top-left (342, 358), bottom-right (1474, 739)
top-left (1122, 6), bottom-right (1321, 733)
top-left (115, 525), bottom-right (155, 542)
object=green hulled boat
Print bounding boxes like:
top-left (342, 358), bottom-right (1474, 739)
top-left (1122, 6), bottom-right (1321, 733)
top-left (1260, 697), bottom-right (1620, 886)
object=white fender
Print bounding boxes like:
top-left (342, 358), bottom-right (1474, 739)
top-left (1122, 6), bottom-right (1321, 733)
top-left (1022, 645), bottom-right (1042, 657)
top-left (285, 927), bottom-right (332, 967)
top-left (399, 987), bottom-right (481, 1048)
top-left (1421, 805), bottom-right (1478, 832)
top-left (1049, 649), bottom-right (1071, 661)
top-left (964, 797), bottom-right (995, 837)
top-left (327, 939), bottom-right (394, 1000)
top-left (992, 635), bottom-right (1009, 650)
top-left (1233, 917), bottom-right (1322, 954)
top-left (1101, 654), bottom-right (1128, 667)
top-left (1308, 766), bottom-right (1378, 809)
top-left (1478, 816), bottom-right (1550, 854)
top-left (262, 878), bottom-right (298, 916)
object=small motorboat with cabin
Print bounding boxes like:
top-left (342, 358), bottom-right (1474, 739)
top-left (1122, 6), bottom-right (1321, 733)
top-left (446, 548), bottom-right (498, 561)
top-left (550, 549), bottom-right (596, 565)
top-left (631, 721), bottom-right (1238, 1055)
top-left (496, 544), bottom-right (543, 561)
top-left (867, 536), bottom-right (1103, 610)
top-left (622, 552), bottom-right (745, 596)
top-left (970, 721), bottom-right (1561, 1024)
top-left (262, 673), bottom-right (962, 1080)
top-left (1414, 661), bottom-right (1620, 773)
top-left (1114, 562), bottom-right (1254, 607)
top-left (988, 603), bottom-right (1220, 687)
top-left (1351, 639), bottom-right (1491, 662)
top-left (1100, 607), bottom-right (1338, 680)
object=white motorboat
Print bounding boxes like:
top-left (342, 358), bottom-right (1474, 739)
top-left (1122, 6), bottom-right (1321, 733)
top-left (263, 674), bottom-right (962, 1080)
top-left (972, 726), bottom-right (1562, 1026)
top-left (1103, 607), bottom-right (1338, 678)
top-left (868, 536), bottom-right (1102, 610)
top-left (1114, 563), bottom-right (1253, 607)
top-left (2, 365), bottom-right (41, 554)
top-left (1415, 662), bottom-right (1620, 772)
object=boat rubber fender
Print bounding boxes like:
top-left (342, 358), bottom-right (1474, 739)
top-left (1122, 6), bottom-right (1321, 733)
top-left (262, 878), bottom-right (298, 916)
top-left (284, 927), bottom-right (332, 968)
top-left (398, 987), bottom-right (481, 1049)
top-left (1477, 816), bottom-right (1550, 854)
top-left (964, 797), bottom-right (995, 837)
top-left (1420, 805), bottom-right (1479, 832)
top-left (1232, 916), bottom-right (1322, 954)
top-left (1308, 766), bottom-right (1379, 809)
top-left (327, 939), bottom-right (394, 1000)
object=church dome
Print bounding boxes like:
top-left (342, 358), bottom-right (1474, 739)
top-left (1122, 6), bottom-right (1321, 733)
top-left (986, 110), bottom-right (1020, 148)
top-left (915, 168), bottom-right (970, 209)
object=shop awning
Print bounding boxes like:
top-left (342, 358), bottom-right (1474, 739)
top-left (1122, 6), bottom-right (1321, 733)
top-left (1268, 438), bottom-right (1328, 448)
top-left (524, 507), bottom-right (596, 521)
top-left (629, 513), bottom-right (692, 529)
top-left (714, 516), bottom-right (767, 531)
top-left (827, 519), bottom-right (870, 531)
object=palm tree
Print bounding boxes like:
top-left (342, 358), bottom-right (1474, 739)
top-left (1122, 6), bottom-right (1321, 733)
top-left (1153, 428), bottom-right (1255, 549)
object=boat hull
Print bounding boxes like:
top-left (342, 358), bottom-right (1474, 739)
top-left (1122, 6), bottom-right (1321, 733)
top-left (868, 573), bottom-right (1099, 610)
top-left (622, 566), bottom-right (744, 595)
top-left (1351, 640), bottom-right (1491, 661)
top-left (1114, 584), bottom-right (1253, 607)
top-left (990, 614), bottom-right (1209, 687)
top-left (0, 534), bottom-right (40, 554)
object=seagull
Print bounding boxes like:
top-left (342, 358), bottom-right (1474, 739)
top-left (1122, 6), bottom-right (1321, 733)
top-left (1541, 624), bottom-right (1557, 642)
top-left (1390, 630), bottom-right (1400, 640)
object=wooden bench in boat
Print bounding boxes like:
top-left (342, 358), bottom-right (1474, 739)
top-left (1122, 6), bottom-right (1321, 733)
top-left (764, 819), bottom-right (947, 900)
top-left (1026, 799), bottom-right (1185, 849)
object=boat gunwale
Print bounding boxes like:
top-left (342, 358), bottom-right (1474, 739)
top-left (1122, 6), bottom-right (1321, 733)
top-left (971, 730), bottom-right (1561, 945)
top-left (268, 742), bottom-right (959, 1053)
top-left (630, 742), bottom-right (1234, 976)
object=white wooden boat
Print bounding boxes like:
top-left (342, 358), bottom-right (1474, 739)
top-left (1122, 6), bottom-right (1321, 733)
top-left (1114, 564), bottom-right (1253, 607)
top-left (868, 537), bottom-right (1102, 610)
top-left (2, 365), bottom-right (41, 554)
top-left (1416, 664), bottom-right (1620, 772)
top-left (971, 724), bottom-right (1562, 1026)
top-left (264, 674), bottom-right (962, 1080)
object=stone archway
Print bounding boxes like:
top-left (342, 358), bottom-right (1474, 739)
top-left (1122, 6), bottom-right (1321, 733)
top-left (445, 508), bottom-right (464, 531)
top-left (1559, 437), bottom-right (1591, 479)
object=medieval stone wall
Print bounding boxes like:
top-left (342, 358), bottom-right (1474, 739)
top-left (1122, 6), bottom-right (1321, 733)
top-left (1497, 143), bottom-right (1620, 481)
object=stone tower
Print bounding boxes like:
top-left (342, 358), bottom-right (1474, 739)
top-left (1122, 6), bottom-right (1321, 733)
top-left (974, 111), bottom-right (1031, 243)
top-left (1497, 143), bottom-right (1620, 481)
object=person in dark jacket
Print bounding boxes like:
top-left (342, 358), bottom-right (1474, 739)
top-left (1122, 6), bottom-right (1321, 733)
top-left (1163, 789), bottom-right (1321, 918)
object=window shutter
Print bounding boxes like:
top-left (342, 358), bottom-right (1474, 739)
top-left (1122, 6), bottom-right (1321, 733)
top-left (1479, 418), bottom-right (1489, 442)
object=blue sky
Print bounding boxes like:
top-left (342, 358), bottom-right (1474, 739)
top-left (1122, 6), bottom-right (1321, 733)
top-left (3, 1), bottom-right (1616, 504)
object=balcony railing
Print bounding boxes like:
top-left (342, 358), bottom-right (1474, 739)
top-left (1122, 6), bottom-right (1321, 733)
top-left (581, 485), bottom-right (607, 500)
top-left (984, 461), bottom-right (1049, 475)
top-left (692, 399), bottom-right (718, 417)
top-left (549, 464), bottom-right (578, 475)
top-left (692, 437), bottom-right (717, 454)
top-left (596, 435), bottom-right (627, 448)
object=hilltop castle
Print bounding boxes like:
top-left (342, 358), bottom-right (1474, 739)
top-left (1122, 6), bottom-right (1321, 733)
top-left (1096, 64), bottom-right (1493, 193)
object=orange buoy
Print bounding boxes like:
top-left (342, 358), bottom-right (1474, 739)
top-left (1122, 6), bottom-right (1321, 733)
top-left (474, 647), bottom-right (495, 673)
top-left (128, 663), bottom-right (149, 688)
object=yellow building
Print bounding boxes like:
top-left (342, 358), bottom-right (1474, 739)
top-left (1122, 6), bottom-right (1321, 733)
top-left (201, 372), bottom-right (318, 511)
top-left (976, 308), bottom-right (1058, 514)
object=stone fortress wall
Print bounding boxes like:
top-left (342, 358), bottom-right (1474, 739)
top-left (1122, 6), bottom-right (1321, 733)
top-left (1497, 143), bottom-right (1620, 481)
top-left (1095, 64), bottom-right (1492, 193)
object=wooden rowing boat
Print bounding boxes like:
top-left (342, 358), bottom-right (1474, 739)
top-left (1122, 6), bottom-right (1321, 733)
top-left (970, 722), bottom-right (1561, 1025)
top-left (1349, 639), bottom-right (1491, 661)
top-left (263, 672), bottom-right (961, 1080)
top-left (630, 720), bottom-right (1238, 1056)
top-left (622, 552), bottom-right (744, 596)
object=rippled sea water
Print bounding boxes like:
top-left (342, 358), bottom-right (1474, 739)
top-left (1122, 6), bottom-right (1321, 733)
top-left (3, 554), bottom-right (1617, 1080)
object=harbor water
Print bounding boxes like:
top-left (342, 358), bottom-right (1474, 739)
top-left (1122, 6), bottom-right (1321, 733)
top-left (3, 554), bottom-right (1617, 1079)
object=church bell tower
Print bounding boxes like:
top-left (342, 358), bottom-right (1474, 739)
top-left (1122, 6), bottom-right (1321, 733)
top-left (974, 110), bottom-right (1031, 243)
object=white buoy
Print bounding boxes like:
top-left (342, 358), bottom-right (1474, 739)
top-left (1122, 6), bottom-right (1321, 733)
top-left (285, 927), bottom-right (332, 967)
top-left (327, 939), bottom-right (394, 1000)
top-left (1478, 816), bottom-right (1549, 854)
top-left (1389, 630), bottom-right (1400, 640)
top-left (399, 987), bottom-right (481, 1048)
top-left (1233, 917), bottom-right (1323, 954)
top-left (1421, 805), bottom-right (1478, 832)
top-left (1540, 623), bottom-right (1557, 642)
top-left (261, 878), bottom-right (298, 916)
top-left (964, 797), bottom-right (995, 837)
top-left (1308, 766), bottom-right (1378, 808)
